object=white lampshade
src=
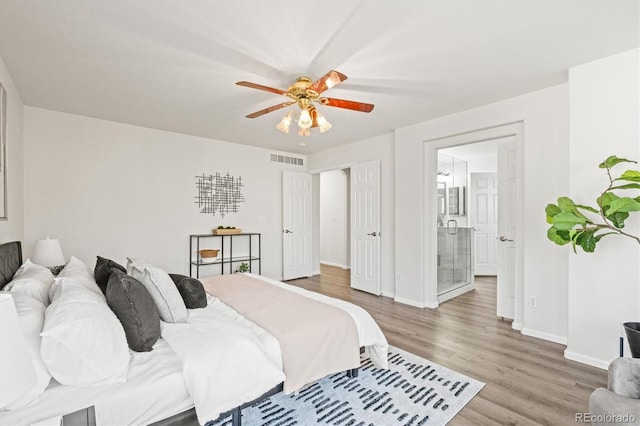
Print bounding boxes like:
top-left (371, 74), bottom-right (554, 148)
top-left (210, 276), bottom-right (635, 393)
top-left (0, 294), bottom-right (37, 408)
top-left (31, 238), bottom-right (65, 268)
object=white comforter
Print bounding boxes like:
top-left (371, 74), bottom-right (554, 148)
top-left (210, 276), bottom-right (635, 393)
top-left (161, 275), bottom-right (389, 425)
top-left (161, 295), bottom-right (285, 424)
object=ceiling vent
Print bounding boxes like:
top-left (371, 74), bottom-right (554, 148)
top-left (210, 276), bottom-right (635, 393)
top-left (271, 154), bottom-right (304, 166)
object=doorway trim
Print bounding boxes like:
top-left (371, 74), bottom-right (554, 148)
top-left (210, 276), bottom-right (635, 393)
top-left (422, 121), bottom-right (525, 330)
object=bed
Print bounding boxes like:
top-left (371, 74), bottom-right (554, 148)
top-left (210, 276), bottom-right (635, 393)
top-left (0, 241), bottom-right (388, 426)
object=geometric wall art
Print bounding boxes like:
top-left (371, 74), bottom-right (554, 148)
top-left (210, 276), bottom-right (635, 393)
top-left (194, 172), bottom-right (245, 217)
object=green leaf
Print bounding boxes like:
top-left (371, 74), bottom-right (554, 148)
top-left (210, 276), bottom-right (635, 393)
top-left (606, 211), bottom-right (629, 229)
top-left (547, 227), bottom-right (570, 245)
top-left (610, 183), bottom-right (640, 190)
top-left (545, 204), bottom-right (561, 217)
top-left (599, 155), bottom-right (637, 169)
top-left (557, 197), bottom-right (589, 220)
top-left (575, 229), bottom-right (597, 252)
top-left (575, 204), bottom-right (599, 214)
top-left (557, 196), bottom-right (576, 212)
top-left (545, 204), bottom-right (561, 223)
top-left (616, 170), bottom-right (640, 183)
top-left (597, 192), bottom-right (619, 210)
top-left (551, 211), bottom-right (587, 230)
top-left (605, 197), bottom-right (640, 215)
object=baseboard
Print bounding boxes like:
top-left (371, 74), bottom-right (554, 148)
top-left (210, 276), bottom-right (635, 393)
top-left (319, 261), bottom-right (349, 269)
top-left (381, 291), bottom-right (395, 298)
top-left (521, 327), bottom-right (567, 345)
top-left (511, 321), bottom-right (523, 331)
top-left (564, 350), bottom-right (609, 370)
top-left (437, 283), bottom-right (474, 304)
top-left (393, 296), bottom-right (426, 308)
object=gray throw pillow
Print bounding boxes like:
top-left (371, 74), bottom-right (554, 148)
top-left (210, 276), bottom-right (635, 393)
top-left (106, 271), bottom-right (161, 352)
top-left (95, 256), bottom-right (127, 295)
top-left (169, 274), bottom-right (208, 309)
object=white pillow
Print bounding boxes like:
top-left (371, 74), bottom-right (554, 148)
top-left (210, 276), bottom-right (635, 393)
top-left (0, 293), bottom-right (51, 410)
top-left (3, 259), bottom-right (54, 306)
top-left (49, 256), bottom-right (102, 302)
top-left (126, 258), bottom-right (188, 324)
top-left (57, 255), bottom-right (94, 280)
top-left (40, 277), bottom-right (129, 386)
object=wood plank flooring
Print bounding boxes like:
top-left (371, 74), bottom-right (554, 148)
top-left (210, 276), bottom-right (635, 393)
top-left (286, 265), bottom-right (607, 426)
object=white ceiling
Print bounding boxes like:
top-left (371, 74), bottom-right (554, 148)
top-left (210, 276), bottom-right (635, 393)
top-left (0, 1), bottom-right (638, 154)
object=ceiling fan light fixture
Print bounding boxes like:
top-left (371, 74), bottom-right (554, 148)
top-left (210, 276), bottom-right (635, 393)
top-left (237, 69), bottom-right (374, 138)
top-left (298, 108), bottom-right (312, 129)
top-left (276, 111), bottom-right (292, 133)
top-left (316, 112), bottom-right (332, 133)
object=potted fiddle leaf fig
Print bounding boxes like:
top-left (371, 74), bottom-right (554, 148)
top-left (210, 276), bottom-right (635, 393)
top-left (545, 155), bottom-right (640, 357)
top-left (545, 155), bottom-right (640, 253)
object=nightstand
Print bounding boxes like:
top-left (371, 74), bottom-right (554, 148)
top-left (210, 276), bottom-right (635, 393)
top-left (62, 406), bottom-right (96, 426)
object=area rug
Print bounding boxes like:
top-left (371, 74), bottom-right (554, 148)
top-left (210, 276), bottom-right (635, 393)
top-left (210, 345), bottom-right (484, 426)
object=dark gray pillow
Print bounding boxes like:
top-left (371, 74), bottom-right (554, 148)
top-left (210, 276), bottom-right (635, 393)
top-left (95, 256), bottom-right (127, 295)
top-left (106, 270), bottom-right (161, 352)
top-left (169, 274), bottom-right (207, 309)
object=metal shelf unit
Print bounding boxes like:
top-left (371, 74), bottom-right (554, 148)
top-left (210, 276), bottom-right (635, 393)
top-left (189, 233), bottom-right (261, 278)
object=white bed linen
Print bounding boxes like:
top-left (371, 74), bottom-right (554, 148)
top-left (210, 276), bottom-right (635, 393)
top-left (244, 273), bottom-right (390, 369)
top-left (1, 275), bottom-right (387, 426)
top-left (161, 295), bottom-right (285, 425)
top-left (0, 339), bottom-right (193, 426)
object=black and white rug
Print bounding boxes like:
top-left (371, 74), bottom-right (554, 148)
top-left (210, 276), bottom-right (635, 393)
top-left (211, 345), bottom-right (484, 426)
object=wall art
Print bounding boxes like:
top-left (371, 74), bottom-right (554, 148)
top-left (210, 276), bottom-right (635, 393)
top-left (194, 172), bottom-right (245, 217)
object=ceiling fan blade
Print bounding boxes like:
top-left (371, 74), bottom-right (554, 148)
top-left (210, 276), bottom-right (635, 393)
top-left (321, 97), bottom-right (374, 113)
top-left (245, 102), bottom-right (292, 119)
top-left (236, 81), bottom-right (287, 96)
top-left (308, 70), bottom-right (348, 95)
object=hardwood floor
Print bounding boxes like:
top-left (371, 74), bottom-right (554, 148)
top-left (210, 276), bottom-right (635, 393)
top-left (287, 265), bottom-right (607, 426)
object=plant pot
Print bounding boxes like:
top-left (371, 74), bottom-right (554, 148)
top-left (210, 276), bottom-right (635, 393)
top-left (623, 322), bottom-right (640, 358)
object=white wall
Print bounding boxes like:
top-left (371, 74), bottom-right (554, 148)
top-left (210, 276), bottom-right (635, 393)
top-left (565, 48), bottom-right (640, 368)
top-left (308, 133), bottom-right (395, 297)
top-left (23, 107), bottom-right (305, 280)
top-left (319, 170), bottom-right (348, 268)
top-left (0, 55), bottom-right (24, 244)
top-left (395, 84), bottom-right (570, 341)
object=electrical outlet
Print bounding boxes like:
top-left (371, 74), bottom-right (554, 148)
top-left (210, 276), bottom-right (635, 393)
top-left (528, 296), bottom-right (537, 309)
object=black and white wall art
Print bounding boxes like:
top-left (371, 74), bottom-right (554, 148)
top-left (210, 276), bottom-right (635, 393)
top-left (195, 172), bottom-right (245, 218)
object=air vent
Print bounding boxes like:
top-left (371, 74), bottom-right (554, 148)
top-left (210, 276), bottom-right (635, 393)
top-left (270, 154), bottom-right (304, 166)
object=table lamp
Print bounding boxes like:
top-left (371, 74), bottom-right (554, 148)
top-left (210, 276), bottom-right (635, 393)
top-left (0, 293), bottom-right (37, 409)
top-left (32, 237), bottom-right (65, 275)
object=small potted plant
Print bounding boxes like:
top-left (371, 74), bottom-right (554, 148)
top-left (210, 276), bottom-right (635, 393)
top-left (236, 262), bottom-right (250, 273)
top-left (545, 155), bottom-right (640, 356)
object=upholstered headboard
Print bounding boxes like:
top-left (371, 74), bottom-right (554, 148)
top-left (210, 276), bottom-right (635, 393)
top-left (0, 241), bottom-right (22, 290)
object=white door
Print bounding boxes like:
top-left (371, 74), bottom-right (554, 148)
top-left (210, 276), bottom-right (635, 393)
top-left (350, 160), bottom-right (381, 295)
top-left (282, 171), bottom-right (312, 280)
top-left (497, 139), bottom-right (517, 319)
top-left (470, 173), bottom-right (498, 275)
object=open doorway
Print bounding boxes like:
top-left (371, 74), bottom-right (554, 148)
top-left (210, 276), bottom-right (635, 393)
top-left (434, 136), bottom-right (517, 322)
top-left (318, 169), bottom-right (350, 270)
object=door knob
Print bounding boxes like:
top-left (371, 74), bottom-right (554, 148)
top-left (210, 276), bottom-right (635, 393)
top-left (283, 229), bottom-right (293, 234)
top-left (499, 236), bottom-right (514, 242)
top-left (367, 232), bottom-right (378, 237)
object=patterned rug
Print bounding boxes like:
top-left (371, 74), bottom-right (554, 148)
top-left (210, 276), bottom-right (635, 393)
top-left (210, 345), bottom-right (484, 426)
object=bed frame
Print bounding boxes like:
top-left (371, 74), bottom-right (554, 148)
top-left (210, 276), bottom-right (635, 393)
top-left (0, 241), bottom-right (357, 426)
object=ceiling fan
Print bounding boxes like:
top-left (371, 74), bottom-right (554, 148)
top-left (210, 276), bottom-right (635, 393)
top-left (236, 70), bottom-right (374, 136)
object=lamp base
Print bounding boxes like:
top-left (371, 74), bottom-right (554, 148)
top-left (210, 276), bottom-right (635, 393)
top-left (48, 265), bottom-right (65, 276)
